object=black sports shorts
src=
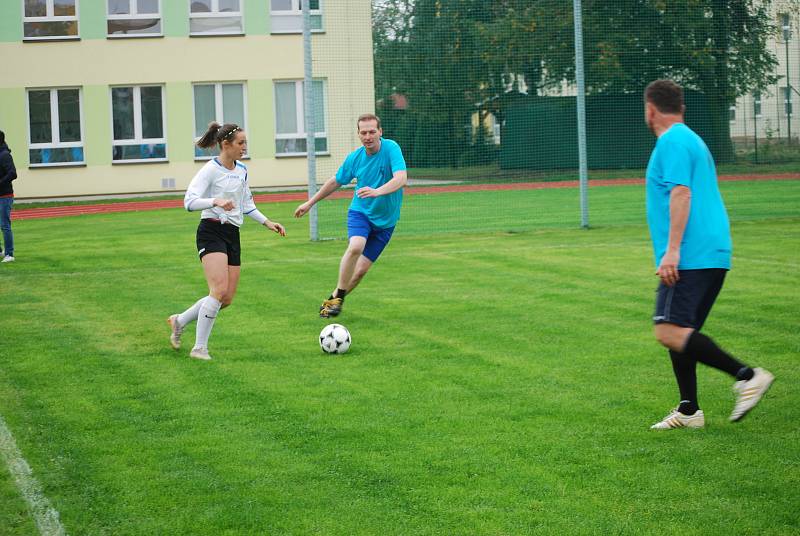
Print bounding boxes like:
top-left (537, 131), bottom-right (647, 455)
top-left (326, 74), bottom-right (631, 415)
top-left (653, 268), bottom-right (727, 329)
top-left (196, 218), bottom-right (241, 266)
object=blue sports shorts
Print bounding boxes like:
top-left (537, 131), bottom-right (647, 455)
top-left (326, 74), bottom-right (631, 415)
top-left (347, 209), bottom-right (395, 262)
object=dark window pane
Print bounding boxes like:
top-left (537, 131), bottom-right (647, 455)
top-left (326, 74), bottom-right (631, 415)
top-left (219, 0), bottom-right (239, 12)
top-left (137, 0), bottom-right (159, 14)
top-left (276, 138), bottom-right (306, 154)
top-left (53, 0), bottom-right (76, 17)
top-left (140, 87), bottom-right (163, 139)
top-left (24, 20), bottom-right (78, 38)
top-left (108, 19), bottom-right (161, 35)
top-left (108, 0), bottom-right (130, 15)
top-left (272, 0), bottom-right (292, 9)
top-left (190, 0), bottom-right (212, 13)
top-left (194, 85), bottom-right (216, 137)
top-left (112, 87), bottom-right (135, 140)
top-left (25, 0), bottom-right (47, 17)
top-left (58, 89), bottom-right (81, 142)
top-left (315, 137), bottom-right (327, 152)
top-left (28, 90), bottom-right (52, 144)
top-left (30, 147), bottom-right (84, 165)
top-left (113, 143), bottom-right (166, 160)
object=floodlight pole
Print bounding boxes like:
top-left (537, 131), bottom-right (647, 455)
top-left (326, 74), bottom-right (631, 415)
top-left (303, 0), bottom-right (319, 241)
top-left (573, 0), bottom-right (589, 229)
top-left (785, 21), bottom-right (792, 144)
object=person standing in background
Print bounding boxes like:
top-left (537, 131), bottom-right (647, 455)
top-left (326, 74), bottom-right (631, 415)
top-left (0, 129), bottom-right (17, 263)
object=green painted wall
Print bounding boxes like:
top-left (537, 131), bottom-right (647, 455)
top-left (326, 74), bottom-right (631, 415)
top-left (0, 89), bottom-right (29, 167)
top-left (244, 0), bottom-right (269, 35)
top-left (83, 85), bottom-right (111, 166)
top-left (248, 79), bottom-right (275, 159)
top-left (166, 82), bottom-right (194, 162)
top-left (80, 0), bottom-right (107, 40)
top-left (0, 2), bottom-right (23, 42)
top-left (164, 1), bottom-right (189, 37)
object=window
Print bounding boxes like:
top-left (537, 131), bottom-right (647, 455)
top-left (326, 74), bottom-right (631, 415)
top-left (274, 80), bottom-right (327, 155)
top-left (111, 85), bottom-right (167, 162)
top-left (783, 86), bottom-right (793, 116)
top-left (107, 0), bottom-right (161, 37)
top-left (193, 83), bottom-right (247, 159)
top-left (780, 13), bottom-right (791, 41)
top-left (270, 0), bottom-right (322, 34)
top-left (729, 104), bottom-right (736, 122)
top-left (753, 92), bottom-right (762, 118)
top-left (190, 0), bottom-right (243, 36)
top-left (23, 0), bottom-right (79, 40)
top-left (27, 88), bottom-right (84, 166)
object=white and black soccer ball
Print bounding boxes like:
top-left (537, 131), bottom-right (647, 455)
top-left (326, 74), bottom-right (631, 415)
top-left (319, 323), bottom-right (351, 354)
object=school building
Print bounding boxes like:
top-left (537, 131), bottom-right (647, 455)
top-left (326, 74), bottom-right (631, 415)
top-left (0, 0), bottom-right (373, 198)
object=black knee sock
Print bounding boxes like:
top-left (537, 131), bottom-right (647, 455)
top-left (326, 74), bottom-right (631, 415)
top-left (683, 331), bottom-right (752, 379)
top-left (669, 350), bottom-right (699, 414)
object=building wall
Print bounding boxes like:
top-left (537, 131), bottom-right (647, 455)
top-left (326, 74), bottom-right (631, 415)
top-left (0, 0), bottom-right (374, 198)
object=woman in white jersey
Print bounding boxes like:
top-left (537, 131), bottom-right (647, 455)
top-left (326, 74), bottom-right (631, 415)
top-left (167, 122), bottom-right (285, 360)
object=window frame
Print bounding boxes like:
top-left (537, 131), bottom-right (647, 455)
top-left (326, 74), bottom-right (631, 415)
top-left (270, 0), bottom-right (323, 34)
top-left (189, 0), bottom-right (244, 37)
top-left (109, 84), bottom-right (168, 164)
top-left (192, 81), bottom-right (249, 161)
top-left (106, 0), bottom-right (163, 39)
top-left (273, 79), bottom-right (329, 158)
top-left (26, 87), bottom-right (86, 168)
top-left (22, 0), bottom-right (80, 41)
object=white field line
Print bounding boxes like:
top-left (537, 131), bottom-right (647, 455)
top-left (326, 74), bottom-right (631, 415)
top-left (0, 413), bottom-right (67, 536)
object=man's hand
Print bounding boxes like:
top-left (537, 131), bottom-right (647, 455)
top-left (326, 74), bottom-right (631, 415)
top-left (265, 220), bottom-right (286, 236)
top-left (213, 198), bottom-right (235, 211)
top-left (657, 250), bottom-right (680, 287)
top-left (356, 186), bottom-right (380, 199)
top-left (294, 202), bottom-right (311, 218)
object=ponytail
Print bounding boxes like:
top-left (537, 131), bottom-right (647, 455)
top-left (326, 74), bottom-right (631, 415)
top-left (196, 122), bottom-right (241, 149)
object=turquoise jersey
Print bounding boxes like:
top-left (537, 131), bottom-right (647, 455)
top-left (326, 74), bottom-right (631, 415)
top-left (646, 123), bottom-right (731, 270)
top-left (335, 138), bottom-right (407, 229)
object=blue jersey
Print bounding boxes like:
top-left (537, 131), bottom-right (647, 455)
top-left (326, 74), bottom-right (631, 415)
top-left (646, 123), bottom-right (731, 269)
top-left (335, 138), bottom-right (407, 229)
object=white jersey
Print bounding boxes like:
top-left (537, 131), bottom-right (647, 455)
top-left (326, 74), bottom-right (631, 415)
top-left (184, 158), bottom-right (266, 227)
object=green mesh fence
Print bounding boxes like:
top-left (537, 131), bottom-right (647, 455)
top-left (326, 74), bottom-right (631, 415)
top-left (314, 0), bottom-right (800, 239)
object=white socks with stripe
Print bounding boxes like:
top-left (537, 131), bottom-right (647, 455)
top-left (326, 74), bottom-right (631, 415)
top-left (194, 296), bottom-right (222, 350)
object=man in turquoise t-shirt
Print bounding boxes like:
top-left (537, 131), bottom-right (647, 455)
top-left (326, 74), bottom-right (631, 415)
top-left (643, 80), bottom-right (773, 430)
top-left (295, 114), bottom-right (407, 318)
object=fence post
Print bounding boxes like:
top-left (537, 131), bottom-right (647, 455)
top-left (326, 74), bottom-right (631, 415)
top-left (303, 0), bottom-right (318, 241)
top-left (573, 0), bottom-right (589, 229)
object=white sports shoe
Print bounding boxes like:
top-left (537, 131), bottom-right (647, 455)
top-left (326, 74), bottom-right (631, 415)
top-left (651, 408), bottom-right (705, 430)
top-left (1, 255), bottom-right (14, 263)
top-left (189, 347), bottom-right (213, 361)
top-left (167, 314), bottom-right (183, 350)
top-left (730, 367), bottom-right (774, 422)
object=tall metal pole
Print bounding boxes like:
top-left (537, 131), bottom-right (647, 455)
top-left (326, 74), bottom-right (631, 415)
top-left (573, 0), bottom-right (589, 229)
top-left (303, 0), bottom-right (318, 241)
top-left (785, 20), bottom-right (792, 144)
top-left (753, 95), bottom-right (759, 164)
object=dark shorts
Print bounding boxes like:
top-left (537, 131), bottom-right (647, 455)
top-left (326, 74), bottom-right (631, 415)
top-left (347, 209), bottom-right (395, 262)
top-left (653, 268), bottom-right (727, 329)
top-left (196, 218), bottom-right (241, 266)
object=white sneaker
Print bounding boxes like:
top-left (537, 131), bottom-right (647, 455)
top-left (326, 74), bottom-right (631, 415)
top-left (166, 314), bottom-right (183, 350)
top-left (189, 347), bottom-right (213, 361)
top-left (1, 255), bottom-right (14, 263)
top-left (651, 408), bottom-right (705, 430)
top-left (730, 367), bottom-right (774, 422)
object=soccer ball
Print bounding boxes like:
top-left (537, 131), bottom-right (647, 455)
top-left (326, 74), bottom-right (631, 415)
top-left (319, 324), bottom-right (351, 354)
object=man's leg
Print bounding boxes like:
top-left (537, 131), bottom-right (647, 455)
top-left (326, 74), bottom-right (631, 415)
top-left (345, 255), bottom-right (374, 293)
top-left (0, 198), bottom-right (13, 258)
top-left (320, 236), bottom-right (366, 318)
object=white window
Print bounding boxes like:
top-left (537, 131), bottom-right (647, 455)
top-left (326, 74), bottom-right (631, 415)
top-left (111, 85), bottom-right (167, 162)
top-left (23, 0), bottom-right (79, 41)
top-left (27, 88), bottom-right (85, 166)
top-left (270, 0), bottom-right (322, 34)
top-left (193, 83), bottom-right (247, 159)
top-left (274, 80), bottom-right (327, 156)
top-left (107, 0), bottom-right (162, 37)
top-left (190, 0), bottom-right (243, 36)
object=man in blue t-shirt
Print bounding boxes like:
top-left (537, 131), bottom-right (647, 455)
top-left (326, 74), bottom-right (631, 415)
top-left (643, 80), bottom-right (773, 430)
top-left (295, 114), bottom-right (408, 318)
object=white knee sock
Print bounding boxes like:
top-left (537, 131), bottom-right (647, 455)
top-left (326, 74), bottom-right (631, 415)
top-left (194, 296), bottom-right (222, 349)
top-left (177, 297), bottom-right (206, 327)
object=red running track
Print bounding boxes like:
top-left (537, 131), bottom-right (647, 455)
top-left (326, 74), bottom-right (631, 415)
top-left (13, 173), bottom-right (800, 220)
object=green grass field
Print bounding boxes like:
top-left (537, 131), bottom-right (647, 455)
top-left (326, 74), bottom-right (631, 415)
top-left (1, 181), bottom-right (798, 534)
